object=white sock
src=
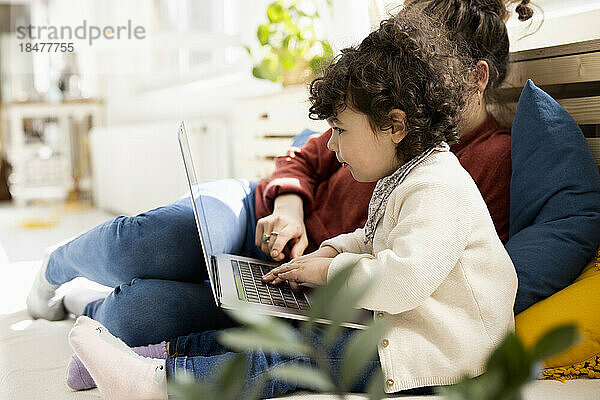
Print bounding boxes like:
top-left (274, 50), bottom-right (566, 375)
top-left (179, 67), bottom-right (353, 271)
top-left (26, 242), bottom-right (67, 320)
top-left (68, 316), bottom-right (167, 400)
top-left (63, 281), bottom-right (112, 317)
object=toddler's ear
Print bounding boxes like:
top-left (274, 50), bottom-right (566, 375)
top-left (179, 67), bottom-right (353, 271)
top-left (388, 109), bottom-right (407, 143)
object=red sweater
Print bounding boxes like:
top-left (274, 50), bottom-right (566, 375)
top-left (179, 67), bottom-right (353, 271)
top-left (255, 114), bottom-right (511, 253)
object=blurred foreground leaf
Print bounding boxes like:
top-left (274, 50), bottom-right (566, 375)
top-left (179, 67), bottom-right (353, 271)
top-left (340, 319), bottom-right (388, 391)
top-left (270, 364), bottom-right (335, 392)
top-left (438, 324), bottom-right (578, 400)
top-left (219, 328), bottom-right (310, 356)
top-left (531, 324), bottom-right (579, 361)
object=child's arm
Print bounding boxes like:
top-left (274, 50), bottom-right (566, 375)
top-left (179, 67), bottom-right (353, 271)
top-left (320, 228), bottom-right (372, 255)
top-left (327, 181), bottom-right (475, 315)
top-left (261, 229), bottom-right (370, 286)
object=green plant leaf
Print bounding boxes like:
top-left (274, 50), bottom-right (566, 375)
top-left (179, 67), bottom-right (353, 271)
top-left (224, 304), bottom-right (308, 345)
top-left (251, 0), bottom-right (332, 82)
top-left (270, 364), bottom-right (335, 392)
top-left (252, 65), bottom-right (265, 79)
top-left (531, 324), bottom-right (578, 362)
top-left (255, 56), bottom-right (281, 82)
top-left (308, 55), bottom-right (331, 75)
top-left (257, 24), bottom-right (271, 46)
top-left (340, 319), bottom-right (389, 391)
top-left (303, 260), bottom-right (365, 328)
top-left (214, 354), bottom-right (249, 400)
top-left (436, 326), bottom-right (578, 400)
top-left (486, 333), bottom-right (531, 388)
top-left (437, 373), bottom-right (489, 400)
top-left (322, 277), bottom-right (374, 344)
top-left (167, 373), bottom-right (214, 399)
top-left (219, 328), bottom-right (310, 356)
top-left (322, 40), bottom-right (333, 55)
top-left (224, 304), bottom-right (273, 327)
top-left (279, 49), bottom-right (297, 70)
top-left (365, 368), bottom-right (386, 400)
top-left (242, 373), bottom-right (269, 400)
top-left (267, 1), bottom-right (285, 22)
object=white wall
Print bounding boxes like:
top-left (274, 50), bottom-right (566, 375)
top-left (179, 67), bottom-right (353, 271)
top-left (507, 0), bottom-right (600, 52)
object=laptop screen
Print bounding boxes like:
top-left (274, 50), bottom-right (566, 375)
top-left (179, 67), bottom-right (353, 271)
top-left (177, 122), bottom-right (218, 302)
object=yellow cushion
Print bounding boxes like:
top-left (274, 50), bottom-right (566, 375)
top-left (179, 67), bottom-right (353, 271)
top-left (515, 248), bottom-right (600, 380)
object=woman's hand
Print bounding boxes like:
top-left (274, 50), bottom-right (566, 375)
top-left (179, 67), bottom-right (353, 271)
top-left (262, 246), bottom-right (339, 287)
top-left (255, 194), bottom-right (308, 261)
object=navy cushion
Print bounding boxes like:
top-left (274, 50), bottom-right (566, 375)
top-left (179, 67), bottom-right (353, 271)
top-left (506, 80), bottom-right (600, 314)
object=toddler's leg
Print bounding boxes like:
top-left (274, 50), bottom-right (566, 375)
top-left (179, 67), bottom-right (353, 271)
top-left (67, 341), bottom-right (167, 391)
top-left (69, 316), bottom-right (167, 400)
top-left (165, 330), bottom-right (313, 398)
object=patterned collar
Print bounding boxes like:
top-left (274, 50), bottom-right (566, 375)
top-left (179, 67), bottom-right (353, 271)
top-left (363, 142), bottom-right (450, 244)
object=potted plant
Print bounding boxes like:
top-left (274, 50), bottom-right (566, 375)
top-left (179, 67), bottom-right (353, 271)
top-left (247, 0), bottom-right (334, 86)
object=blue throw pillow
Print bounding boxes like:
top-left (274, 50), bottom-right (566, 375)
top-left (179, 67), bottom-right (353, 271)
top-left (292, 128), bottom-right (319, 147)
top-left (506, 80), bottom-right (600, 315)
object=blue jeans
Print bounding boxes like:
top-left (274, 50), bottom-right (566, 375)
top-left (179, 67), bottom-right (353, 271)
top-left (166, 326), bottom-right (380, 398)
top-left (45, 179), bottom-right (263, 346)
top-left (165, 326), bottom-right (435, 398)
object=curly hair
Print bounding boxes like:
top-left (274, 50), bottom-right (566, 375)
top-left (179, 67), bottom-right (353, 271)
top-left (404, 0), bottom-right (536, 103)
top-left (308, 9), bottom-right (476, 163)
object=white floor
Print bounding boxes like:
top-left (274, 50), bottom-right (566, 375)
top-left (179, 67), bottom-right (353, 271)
top-left (0, 200), bottom-right (116, 316)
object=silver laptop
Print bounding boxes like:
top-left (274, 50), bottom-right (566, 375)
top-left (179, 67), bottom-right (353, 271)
top-left (177, 122), bottom-right (370, 329)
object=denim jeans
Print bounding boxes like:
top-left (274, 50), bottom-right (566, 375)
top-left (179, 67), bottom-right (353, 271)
top-left (45, 179), bottom-right (263, 346)
top-left (165, 326), bottom-right (435, 398)
top-left (165, 326), bottom-right (380, 398)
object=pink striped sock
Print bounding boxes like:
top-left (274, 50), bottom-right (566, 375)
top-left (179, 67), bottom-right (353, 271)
top-left (66, 341), bottom-right (167, 391)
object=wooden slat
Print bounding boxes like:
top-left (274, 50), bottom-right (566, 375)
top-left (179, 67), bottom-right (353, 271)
top-left (509, 39), bottom-right (600, 63)
top-left (587, 138), bottom-right (600, 166)
top-left (557, 96), bottom-right (600, 125)
top-left (489, 96), bottom-right (600, 127)
top-left (499, 81), bottom-right (600, 103)
top-left (502, 52), bottom-right (600, 89)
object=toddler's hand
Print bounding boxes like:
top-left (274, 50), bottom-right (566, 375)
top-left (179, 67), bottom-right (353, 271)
top-left (262, 256), bottom-right (333, 286)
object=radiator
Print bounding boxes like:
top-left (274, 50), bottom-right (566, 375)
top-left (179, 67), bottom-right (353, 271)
top-left (90, 119), bottom-right (231, 215)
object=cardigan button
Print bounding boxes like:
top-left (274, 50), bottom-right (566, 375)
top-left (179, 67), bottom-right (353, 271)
top-left (386, 378), bottom-right (394, 386)
top-left (376, 312), bottom-right (384, 318)
top-left (381, 339), bottom-right (389, 347)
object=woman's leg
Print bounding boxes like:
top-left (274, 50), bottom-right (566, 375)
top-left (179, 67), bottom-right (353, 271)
top-left (48, 178), bottom-right (258, 286)
top-left (28, 179), bottom-right (259, 320)
top-left (46, 197), bottom-right (203, 287)
top-left (83, 278), bottom-right (237, 347)
top-left (26, 196), bottom-right (203, 320)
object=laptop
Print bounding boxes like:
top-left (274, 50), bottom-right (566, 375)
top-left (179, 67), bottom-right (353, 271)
top-left (177, 121), bottom-right (371, 329)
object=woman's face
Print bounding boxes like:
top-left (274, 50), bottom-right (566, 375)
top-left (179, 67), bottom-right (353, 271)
top-left (326, 106), bottom-right (402, 182)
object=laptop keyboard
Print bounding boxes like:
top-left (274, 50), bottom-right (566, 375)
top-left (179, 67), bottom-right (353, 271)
top-left (232, 260), bottom-right (310, 310)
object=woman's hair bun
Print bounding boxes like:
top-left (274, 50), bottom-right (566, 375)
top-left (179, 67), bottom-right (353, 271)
top-left (515, 0), bottom-right (534, 21)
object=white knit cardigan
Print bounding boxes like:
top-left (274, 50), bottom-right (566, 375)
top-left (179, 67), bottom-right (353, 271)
top-left (321, 150), bottom-right (517, 393)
